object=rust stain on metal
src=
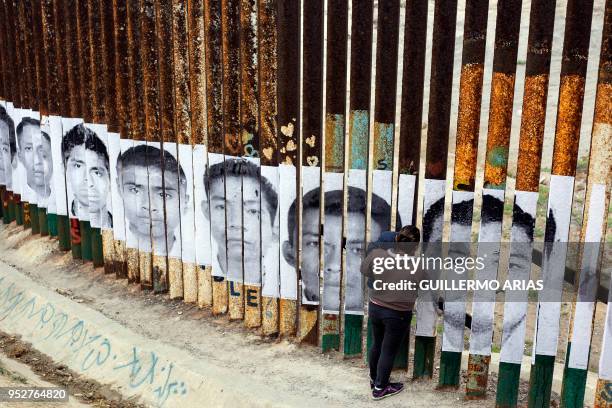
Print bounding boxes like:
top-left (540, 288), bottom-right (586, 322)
top-left (114, 0), bottom-right (131, 137)
top-left (187, 0), bottom-right (207, 146)
top-left (172, 0), bottom-right (192, 145)
top-left (88, 0), bottom-right (106, 123)
top-left (483, 72), bottom-right (515, 189)
top-left (204, 0), bottom-right (223, 153)
top-left (76, 0), bottom-right (93, 121)
top-left (453, 64), bottom-right (484, 191)
top-left (551, 75), bottom-right (585, 177)
top-left (465, 354), bottom-right (491, 399)
top-left (155, 0), bottom-right (175, 142)
top-left (516, 75), bottom-right (549, 192)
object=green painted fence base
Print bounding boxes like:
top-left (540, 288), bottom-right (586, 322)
top-left (366, 320), bottom-right (409, 369)
top-left (30, 204), bottom-right (40, 233)
top-left (2, 202), bottom-right (10, 224)
top-left (91, 227), bottom-right (104, 267)
top-left (413, 336), bottom-right (435, 379)
top-left (80, 221), bottom-right (92, 262)
top-left (38, 207), bottom-right (48, 236)
top-left (47, 213), bottom-right (58, 237)
top-left (57, 215), bottom-right (71, 251)
top-left (496, 361), bottom-right (521, 407)
top-left (7, 200), bottom-right (15, 223)
top-left (528, 354), bottom-right (555, 408)
top-left (560, 343), bottom-right (587, 408)
top-left (438, 350), bottom-right (461, 389)
top-left (16, 202), bottom-right (23, 225)
top-left (322, 333), bottom-right (340, 353)
top-left (343, 314), bottom-right (363, 356)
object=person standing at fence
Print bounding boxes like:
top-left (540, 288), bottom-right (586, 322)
top-left (362, 226), bottom-right (421, 400)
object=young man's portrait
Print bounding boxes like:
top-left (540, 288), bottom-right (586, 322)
top-left (62, 124), bottom-right (112, 227)
top-left (203, 157), bottom-right (278, 283)
top-left (282, 186), bottom-right (396, 311)
top-left (16, 117), bottom-right (43, 203)
top-left (117, 144), bottom-right (187, 255)
top-left (0, 105), bottom-right (16, 189)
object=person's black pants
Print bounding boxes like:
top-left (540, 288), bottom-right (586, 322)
top-left (368, 301), bottom-right (412, 388)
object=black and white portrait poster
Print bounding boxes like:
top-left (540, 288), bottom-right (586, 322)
top-left (193, 144), bottom-right (212, 267)
top-left (119, 140), bottom-right (153, 254)
top-left (415, 178), bottom-right (446, 337)
top-left (469, 188), bottom-right (505, 356)
top-left (14, 110), bottom-right (39, 206)
top-left (397, 173), bottom-right (417, 229)
top-left (0, 101), bottom-right (14, 190)
top-left (49, 116), bottom-right (66, 217)
top-left (279, 163), bottom-right (296, 297)
top-left (7, 105), bottom-right (22, 197)
top-left (299, 165), bottom-right (321, 305)
top-left (61, 119), bottom-right (87, 223)
top-left (107, 132), bottom-right (124, 235)
top-left (344, 169), bottom-right (367, 315)
top-left (83, 123), bottom-right (112, 229)
top-left (533, 174), bottom-right (572, 359)
top-left (568, 183), bottom-right (606, 370)
top-left (260, 164), bottom-right (280, 298)
top-left (243, 156), bottom-right (263, 287)
top-left (118, 138), bottom-right (136, 250)
top-left (38, 116), bottom-right (54, 212)
top-left (500, 190), bottom-right (538, 364)
top-left (220, 154), bottom-right (244, 282)
top-left (207, 152), bottom-right (226, 278)
top-left (178, 143), bottom-right (196, 264)
top-left (160, 142), bottom-right (183, 259)
top-left (322, 171), bottom-right (344, 314)
top-left (442, 190), bottom-right (473, 353)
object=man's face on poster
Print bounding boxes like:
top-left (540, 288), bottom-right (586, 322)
top-left (66, 145), bottom-right (90, 208)
top-left (120, 164), bottom-right (161, 240)
top-left (86, 149), bottom-right (110, 213)
top-left (18, 123), bottom-right (41, 191)
top-left (323, 210), bottom-right (382, 311)
top-left (300, 207), bottom-right (321, 301)
top-left (0, 122), bottom-right (12, 184)
top-left (163, 169), bottom-right (187, 243)
top-left (36, 136), bottom-right (53, 196)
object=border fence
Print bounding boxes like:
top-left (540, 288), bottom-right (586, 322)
top-left (0, 1), bottom-right (609, 407)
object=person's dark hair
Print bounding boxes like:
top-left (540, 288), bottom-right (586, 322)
top-left (117, 144), bottom-right (185, 182)
top-left (41, 131), bottom-right (51, 144)
top-left (286, 186), bottom-right (400, 245)
top-left (62, 124), bottom-right (109, 170)
top-left (422, 194), bottom-right (542, 242)
top-left (16, 117), bottom-right (41, 146)
top-left (0, 105), bottom-right (16, 159)
top-left (204, 158), bottom-right (277, 221)
top-left (397, 225), bottom-right (420, 242)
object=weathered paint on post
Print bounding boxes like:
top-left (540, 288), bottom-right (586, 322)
top-left (258, 0), bottom-right (279, 335)
top-left (466, 0), bottom-right (522, 399)
top-left (186, 0), bottom-right (213, 308)
top-left (125, 0), bottom-right (145, 283)
top-left (495, 2), bottom-right (557, 406)
top-left (205, 0), bottom-right (229, 315)
top-left (99, 0), bottom-right (120, 275)
top-left (343, 0), bottom-right (373, 357)
top-left (172, 0), bottom-right (198, 303)
top-left (321, 0), bottom-right (348, 353)
top-left (299, 0), bottom-right (323, 346)
top-left (414, 0), bottom-right (459, 380)
top-left (564, 2), bottom-right (611, 408)
top-left (528, 1), bottom-right (594, 407)
top-left (240, 0), bottom-right (261, 328)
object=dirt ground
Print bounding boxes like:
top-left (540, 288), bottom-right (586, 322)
top-left (0, 223), bottom-right (581, 407)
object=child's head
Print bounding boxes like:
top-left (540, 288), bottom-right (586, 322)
top-left (62, 124), bottom-right (110, 213)
top-left (0, 106), bottom-right (16, 184)
top-left (203, 158), bottom-right (278, 270)
top-left (117, 144), bottom-right (186, 240)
